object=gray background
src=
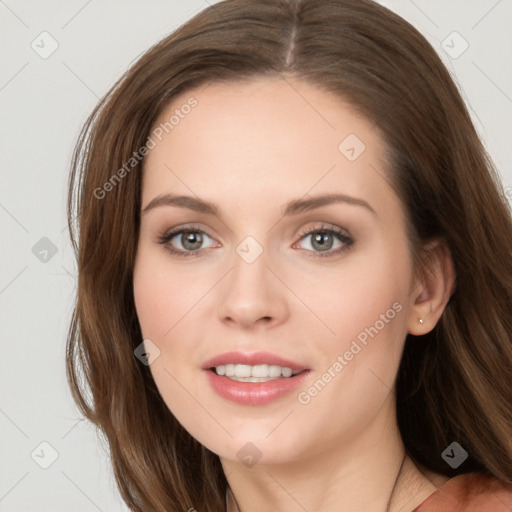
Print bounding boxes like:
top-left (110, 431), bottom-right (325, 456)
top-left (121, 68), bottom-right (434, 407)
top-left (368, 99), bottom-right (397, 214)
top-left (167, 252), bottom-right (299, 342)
top-left (1, 0), bottom-right (511, 510)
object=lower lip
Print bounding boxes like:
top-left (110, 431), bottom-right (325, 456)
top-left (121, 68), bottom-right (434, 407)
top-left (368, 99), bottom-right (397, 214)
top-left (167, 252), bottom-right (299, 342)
top-left (204, 369), bottom-right (311, 405)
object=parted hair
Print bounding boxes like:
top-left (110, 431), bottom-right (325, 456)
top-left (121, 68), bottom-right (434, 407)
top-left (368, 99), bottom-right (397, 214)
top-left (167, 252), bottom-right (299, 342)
top-left (66, 0), bottom-right (512, 510)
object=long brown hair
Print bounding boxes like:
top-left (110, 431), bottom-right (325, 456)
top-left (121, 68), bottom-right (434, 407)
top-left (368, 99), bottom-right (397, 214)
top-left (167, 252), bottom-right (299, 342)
top-left (66, 0), bottom-right (512, 510)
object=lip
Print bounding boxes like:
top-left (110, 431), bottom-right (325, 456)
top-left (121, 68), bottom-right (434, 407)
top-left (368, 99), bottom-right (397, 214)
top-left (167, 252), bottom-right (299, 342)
top-left (202, 351), bottom-right (311, 406)
top-left (204, 367), bottom-right (312, 405)
top-left (201, 351), bottom-right (308, 371)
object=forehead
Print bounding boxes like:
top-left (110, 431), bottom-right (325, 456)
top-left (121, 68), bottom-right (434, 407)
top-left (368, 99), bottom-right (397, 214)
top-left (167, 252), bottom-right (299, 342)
top-left (141, 77), bottom-right (395, 218)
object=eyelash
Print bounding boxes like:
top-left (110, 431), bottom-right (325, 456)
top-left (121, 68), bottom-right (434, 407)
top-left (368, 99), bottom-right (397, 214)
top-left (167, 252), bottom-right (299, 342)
top-left (156, 223), bottom-right (354, 259)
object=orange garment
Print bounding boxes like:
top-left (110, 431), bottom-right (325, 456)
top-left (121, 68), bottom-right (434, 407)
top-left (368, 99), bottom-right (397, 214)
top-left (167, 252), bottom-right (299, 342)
top-left (413, 472), bottom-right (512, 512)
top-left (225, 473), bottom-right (512, 512)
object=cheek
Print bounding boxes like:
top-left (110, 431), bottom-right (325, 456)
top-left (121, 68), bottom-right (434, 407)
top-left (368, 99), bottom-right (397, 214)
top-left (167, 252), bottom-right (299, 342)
top-left (132, 246), bottom-right (218, 405)
top-left (301, 245), bottom-right (410, 351)
top-left (291, 256), bottom-right (409, 444)
top-left (133, 262), bottom-right (174, 339)
top-left (132, 250), bottom-right (205, 419)
top-left (298, 245), bottom-right (412, 425)
top-left (133, 247), bottom-right (204, 338)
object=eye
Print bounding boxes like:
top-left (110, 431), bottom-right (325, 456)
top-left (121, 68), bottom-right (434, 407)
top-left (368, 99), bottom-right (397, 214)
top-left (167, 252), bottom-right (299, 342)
top-left (294, 223), bottom-right (354, 258)
top-left (157, 222), bottom-right (354, 259)
top-left (157, 224), bottom-right (218, 257)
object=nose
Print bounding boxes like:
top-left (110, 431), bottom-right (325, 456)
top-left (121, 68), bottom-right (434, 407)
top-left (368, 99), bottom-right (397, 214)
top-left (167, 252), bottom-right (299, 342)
top-left (217, 243), bottom-right (289, 330)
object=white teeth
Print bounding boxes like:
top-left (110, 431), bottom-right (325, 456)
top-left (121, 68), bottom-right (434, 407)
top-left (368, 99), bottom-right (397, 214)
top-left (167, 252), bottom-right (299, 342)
top-left (281, 367), bottom-right (293, 378)
top-left (214, 364), bottom-right (302, 379)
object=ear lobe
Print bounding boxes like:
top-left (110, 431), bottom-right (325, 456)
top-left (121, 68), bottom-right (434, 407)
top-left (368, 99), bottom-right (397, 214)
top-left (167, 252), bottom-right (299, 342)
top-left (407, 239), bottom-right (456, 335)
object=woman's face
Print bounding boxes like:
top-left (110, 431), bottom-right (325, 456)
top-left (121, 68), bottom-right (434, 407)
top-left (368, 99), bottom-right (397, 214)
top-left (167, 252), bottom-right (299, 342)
top-left (133, 76), bottom-right (419, 466)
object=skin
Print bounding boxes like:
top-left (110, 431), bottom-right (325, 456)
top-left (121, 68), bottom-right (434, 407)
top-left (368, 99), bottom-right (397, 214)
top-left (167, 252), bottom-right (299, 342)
top-left (133, 76), bottom-right (455, 512)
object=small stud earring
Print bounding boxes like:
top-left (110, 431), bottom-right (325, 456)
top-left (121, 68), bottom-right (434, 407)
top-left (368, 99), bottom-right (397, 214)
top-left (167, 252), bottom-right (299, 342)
top-left (419, 318), bottom-right (424, 324)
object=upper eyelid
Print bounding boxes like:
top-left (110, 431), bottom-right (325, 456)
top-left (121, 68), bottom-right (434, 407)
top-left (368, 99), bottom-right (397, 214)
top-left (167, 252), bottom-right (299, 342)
top-left (162, 222), bottom-right (349, 237)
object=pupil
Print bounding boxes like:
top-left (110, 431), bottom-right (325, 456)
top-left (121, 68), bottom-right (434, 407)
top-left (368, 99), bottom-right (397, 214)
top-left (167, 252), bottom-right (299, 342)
top-left (183, 231), bottom-right (202, 250)
top-left (313, 232), bottom-right (332, 251)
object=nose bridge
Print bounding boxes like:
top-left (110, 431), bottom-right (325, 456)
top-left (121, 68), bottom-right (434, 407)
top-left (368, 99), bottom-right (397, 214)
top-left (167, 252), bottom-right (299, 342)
top-left (217, 234), bottom-right (288, 327)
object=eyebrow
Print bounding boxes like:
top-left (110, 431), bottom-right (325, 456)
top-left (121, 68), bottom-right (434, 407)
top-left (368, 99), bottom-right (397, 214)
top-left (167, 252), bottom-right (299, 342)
top-left (141, 192), bottom-right (377, 217)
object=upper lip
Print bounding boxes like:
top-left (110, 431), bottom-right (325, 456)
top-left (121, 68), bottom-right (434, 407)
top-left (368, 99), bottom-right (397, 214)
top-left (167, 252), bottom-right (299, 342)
top-left (202, 351), bottom-right (308, 371)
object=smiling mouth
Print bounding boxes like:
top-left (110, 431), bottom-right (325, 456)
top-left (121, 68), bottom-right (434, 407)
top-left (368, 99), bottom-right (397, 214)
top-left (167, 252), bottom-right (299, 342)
top-left (209, 364), bottom-right (307, 382)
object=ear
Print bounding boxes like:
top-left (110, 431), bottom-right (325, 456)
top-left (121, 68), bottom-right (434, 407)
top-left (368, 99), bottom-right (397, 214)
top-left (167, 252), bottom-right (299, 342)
top-left (407, 239), bottom-right (456, 335)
